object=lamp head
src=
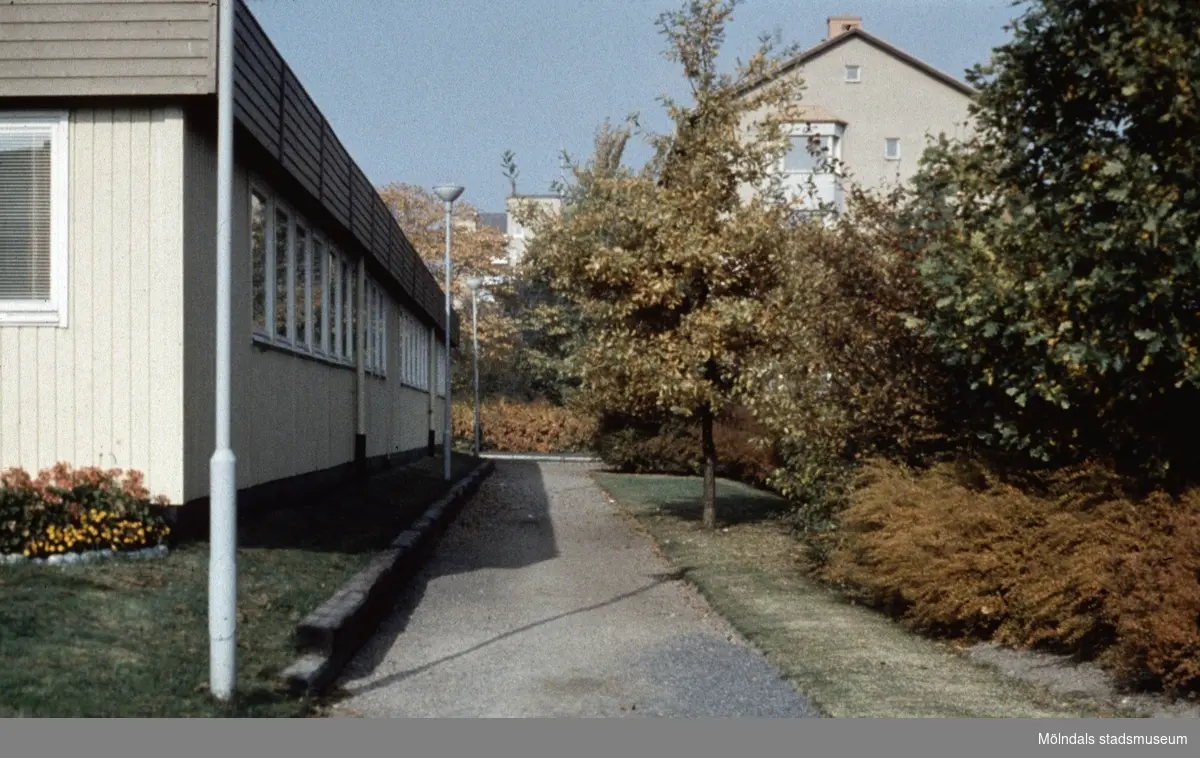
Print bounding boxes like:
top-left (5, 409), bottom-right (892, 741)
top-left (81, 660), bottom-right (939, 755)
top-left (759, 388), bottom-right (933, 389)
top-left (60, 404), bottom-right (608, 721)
top-left (465, 276), bottom-right (484, 292)
top-left (432, 183), bottom-right (464, 203)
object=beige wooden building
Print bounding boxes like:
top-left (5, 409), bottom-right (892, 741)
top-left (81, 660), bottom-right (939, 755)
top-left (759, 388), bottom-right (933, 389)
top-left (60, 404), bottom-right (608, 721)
top-left (0, 0), bottom-right (458, 513)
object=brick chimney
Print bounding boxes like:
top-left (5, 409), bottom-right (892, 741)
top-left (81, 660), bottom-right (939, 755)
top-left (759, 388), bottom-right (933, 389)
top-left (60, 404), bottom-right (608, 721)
top-left (826, 15), bottom-right (863, 39)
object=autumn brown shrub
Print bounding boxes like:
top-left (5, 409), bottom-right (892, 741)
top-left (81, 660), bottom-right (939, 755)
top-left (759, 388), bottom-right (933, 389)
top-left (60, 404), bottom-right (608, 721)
top-left (826, 457), bottom-right (1200, 694)
top-left (1105, 500), bottom-right (1200, 693)
top-left (452, 400), bottom-right (595, 453)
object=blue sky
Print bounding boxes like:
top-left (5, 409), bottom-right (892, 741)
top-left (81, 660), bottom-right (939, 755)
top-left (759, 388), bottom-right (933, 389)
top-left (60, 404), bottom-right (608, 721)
top-left (248, 0), bottom-right (1022, 214)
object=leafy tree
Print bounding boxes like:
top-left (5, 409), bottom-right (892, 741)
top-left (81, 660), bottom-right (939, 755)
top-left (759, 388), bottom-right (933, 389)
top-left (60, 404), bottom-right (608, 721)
top-left (739, 187), bottom-right (949, 557)
top-left (502, 149), bottom-right (520, 197)
top-left (526, 0), bottom-right (801, 527)
top-left (378, 182), bottom-right (506, 284)
top-left (904, 0), bottom-right (1200, 479)
top-left (378, 183), bottom-right (517, 396)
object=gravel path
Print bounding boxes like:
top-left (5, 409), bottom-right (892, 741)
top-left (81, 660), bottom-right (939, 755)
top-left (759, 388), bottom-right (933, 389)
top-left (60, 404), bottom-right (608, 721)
top-left (329, 461), bottom-right (815, 718)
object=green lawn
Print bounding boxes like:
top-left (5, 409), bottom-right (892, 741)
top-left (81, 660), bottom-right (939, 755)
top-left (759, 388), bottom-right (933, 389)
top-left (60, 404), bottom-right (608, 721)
top-left (0, 454), bottom-right (479, 717)
top-left (593, 472), bottom-right (1101, 718)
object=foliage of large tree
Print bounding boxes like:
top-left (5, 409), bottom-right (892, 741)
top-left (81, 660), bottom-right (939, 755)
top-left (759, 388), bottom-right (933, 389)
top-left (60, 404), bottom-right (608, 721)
top-left (507, 127), bottom-right (629, 405)
top-left (378, 182), bottom-right (508, 287)
top-left (526, 0), bottom-right (802, 527)
top-left (738, 187), bottom-right (948, 550)
top-left (379, 183), bottom-right (518, 396)
top-left (905, 0), bottom-right (1200, 478)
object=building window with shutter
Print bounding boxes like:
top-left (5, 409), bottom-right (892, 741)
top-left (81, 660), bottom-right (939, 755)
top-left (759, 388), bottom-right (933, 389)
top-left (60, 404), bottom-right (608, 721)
top-left (0, 111), bottom-right (69, 327)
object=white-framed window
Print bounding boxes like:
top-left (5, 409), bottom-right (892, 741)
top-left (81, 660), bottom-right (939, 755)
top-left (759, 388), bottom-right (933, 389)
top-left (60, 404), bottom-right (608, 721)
top-left (273, 202), bottom-right (292, 344)
top-left (372, 285), bottom-right (380, 373)
top-left (784, 133), bottom-right (837, 173)
top-left (399, 309), bottom-right (430, 389)
top-left (372, 283), bottom-right (380, 374)
top-left (250, 186), bottom-right (270, 336)
top-left (416, 314), bottom-right (424, 388)
top-left (294, 219), bottom-right (309, 351)
top-left (411, 313), bottom-right (419, 385)
top-left (0, 111), bottom-right (69, 327)
top-left (885, 138), bottom-right (901, 161)
top-left (417, 321), bottom-right (425, 390)
top-left (311, 234), bottom-right (325, 354)
top-left (401, 311), bottom-right (410, 384)
top-left (249, 179), bottom-right (361, 368)
top-left (378, 286), bottom-right (387, 377)
top-left (364, 281), bottom-right (373, 372)
top-left (342, 257), bottom-right (354, 362)
top-left (368, 281), bottom-right (378, 374)
top-left (332, 250), bottom-right (343, 358)
top-left (424, 326), bottom-right (431, 389)
top-left (435, 341), bottom-right (446, 397)
top-left (327, 244), bottom-right (338, 356)
top-left (361, 277), bottom-right (390, 377)
top-left (845, 64), bottom-right (861, 82)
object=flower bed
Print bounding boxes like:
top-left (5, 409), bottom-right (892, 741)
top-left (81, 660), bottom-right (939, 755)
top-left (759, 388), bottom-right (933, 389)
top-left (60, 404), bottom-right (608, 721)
top-left (1, 463), bottom-right (171, 562)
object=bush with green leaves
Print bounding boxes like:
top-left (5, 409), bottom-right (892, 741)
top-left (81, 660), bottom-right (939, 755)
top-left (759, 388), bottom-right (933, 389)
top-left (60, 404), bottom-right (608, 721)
top-left (594, 406), bottom-right (777, 488)
top-left (739, 188), bottom-right (950, 560)
top-left (903, 0), bottom-right (1200, 479)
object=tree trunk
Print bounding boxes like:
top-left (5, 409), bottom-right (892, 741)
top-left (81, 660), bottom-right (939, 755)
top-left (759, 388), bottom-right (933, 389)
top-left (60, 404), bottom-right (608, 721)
top-left (700, 404), bottom-right (717, 529)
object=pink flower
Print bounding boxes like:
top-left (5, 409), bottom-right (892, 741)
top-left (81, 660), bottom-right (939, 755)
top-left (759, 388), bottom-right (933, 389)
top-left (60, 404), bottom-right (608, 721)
top-left (1, 467), bottom-right (33, 490)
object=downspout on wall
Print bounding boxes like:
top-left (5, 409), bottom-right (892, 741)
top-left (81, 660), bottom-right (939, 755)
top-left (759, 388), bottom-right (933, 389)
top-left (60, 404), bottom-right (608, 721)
top-left (427, 325), bottom-right (436, 456)
top-left (355, 256), bottom-right (367, 476)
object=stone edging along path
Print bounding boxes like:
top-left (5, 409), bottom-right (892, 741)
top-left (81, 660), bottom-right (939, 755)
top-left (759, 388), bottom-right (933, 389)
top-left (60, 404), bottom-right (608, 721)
top-left (1, 544), bottom-right (169, 566)
top-left (281, 459), bottom-right (496, 695)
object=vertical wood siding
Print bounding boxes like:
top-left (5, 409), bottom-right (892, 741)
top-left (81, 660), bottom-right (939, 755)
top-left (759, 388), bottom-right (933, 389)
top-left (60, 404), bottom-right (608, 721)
top-left (0, 107), bottom-right (186, 500)
top-left (181, 117), bottom-right (436, 502)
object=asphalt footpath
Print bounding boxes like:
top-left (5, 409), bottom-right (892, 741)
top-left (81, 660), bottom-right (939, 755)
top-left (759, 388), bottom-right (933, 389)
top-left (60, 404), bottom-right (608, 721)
top-left (329, 460), bottom-right (816, 718)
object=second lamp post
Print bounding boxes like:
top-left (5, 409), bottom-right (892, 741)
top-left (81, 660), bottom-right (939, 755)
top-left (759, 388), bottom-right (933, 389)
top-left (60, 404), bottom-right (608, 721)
top-left (432, 183), bottom-right (463, 480)
top-left (465, 276), bottom-right (483, 457)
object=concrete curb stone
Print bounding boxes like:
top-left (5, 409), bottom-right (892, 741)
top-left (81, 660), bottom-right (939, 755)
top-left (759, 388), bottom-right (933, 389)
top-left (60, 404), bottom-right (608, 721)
top-left (281, 459), bottom-right (496, 694)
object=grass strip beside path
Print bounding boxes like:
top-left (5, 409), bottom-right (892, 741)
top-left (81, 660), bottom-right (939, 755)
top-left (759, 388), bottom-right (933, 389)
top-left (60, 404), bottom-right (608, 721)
top-left (592, 472), bottom-right (1104, 718)
top-left (0, 454), bottom-right (479, 717)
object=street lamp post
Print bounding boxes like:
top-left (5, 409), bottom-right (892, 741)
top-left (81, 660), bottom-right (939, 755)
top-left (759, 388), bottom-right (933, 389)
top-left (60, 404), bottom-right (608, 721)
top-left (432, 183), bottom-right (463, 481)
top-left (465, 277), bottom-right (483, 457)
top-left (209, 0), bottom-right (238, 702)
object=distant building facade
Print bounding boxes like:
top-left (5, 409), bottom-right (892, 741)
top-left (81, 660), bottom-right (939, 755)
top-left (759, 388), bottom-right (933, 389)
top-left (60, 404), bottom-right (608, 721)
top-left (741, 15), bottom-right (976, 213)
top-left (504, 194), bottom-right (563, 267)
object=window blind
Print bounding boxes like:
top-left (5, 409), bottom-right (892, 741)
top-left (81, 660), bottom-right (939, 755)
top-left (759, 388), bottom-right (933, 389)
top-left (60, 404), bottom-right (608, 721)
top-left (0, 128), bottom-right (52, 302)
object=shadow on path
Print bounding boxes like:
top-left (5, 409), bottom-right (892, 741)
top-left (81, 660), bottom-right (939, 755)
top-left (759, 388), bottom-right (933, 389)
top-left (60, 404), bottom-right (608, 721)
top-left (341, 567), bottom-right (692, 698)
top-left (596, 472), bottom-right (793, 527)
top-left (332, 460), bottom-right (567, 683)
